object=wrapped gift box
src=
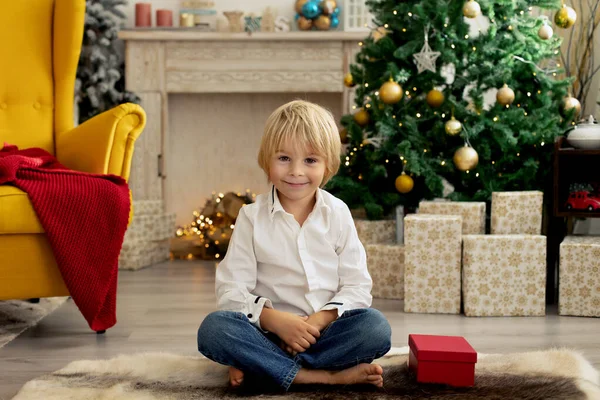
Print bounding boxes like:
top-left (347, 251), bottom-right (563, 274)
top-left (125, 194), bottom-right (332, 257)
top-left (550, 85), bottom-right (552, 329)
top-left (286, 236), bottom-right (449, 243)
top-left (354, 219), bottom-right (396, 245)
top-left (462, 234), bottom-right (546, 317)
top-left (491, 191), bottom-right (543, 234)
top-left (404, 214), bottom-right (462, 314)
top-left (119, 238), bottom-right (171, 270)
top-left (409, 334), bottom-right (477, 387)
top-left (559, 235), bottom-right (600, 317)
top-left (124, 213), bottom-right (176, 242)
top-left (119, 200), bottom-right (175, 270)
top-left (418, 200), bottom-right (486, 234)
top-left (132, 200), bottom-right (164, 216)
top-left (366, 244), bottom-right (404, 300)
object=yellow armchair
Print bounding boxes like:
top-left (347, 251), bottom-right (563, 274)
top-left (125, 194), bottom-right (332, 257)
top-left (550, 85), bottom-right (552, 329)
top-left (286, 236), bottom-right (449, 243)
top-left (0, 0), bottom-right (145, 301)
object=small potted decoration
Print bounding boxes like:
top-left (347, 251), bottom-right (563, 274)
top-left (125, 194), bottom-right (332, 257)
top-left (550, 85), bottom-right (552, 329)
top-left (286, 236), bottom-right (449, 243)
top-left (566, 115), bottom-right (600, 150)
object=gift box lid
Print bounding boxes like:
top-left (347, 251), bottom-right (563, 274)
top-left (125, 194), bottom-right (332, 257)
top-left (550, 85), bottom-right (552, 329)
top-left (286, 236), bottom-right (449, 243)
top-left (409, 334), bottom-right (477, 363)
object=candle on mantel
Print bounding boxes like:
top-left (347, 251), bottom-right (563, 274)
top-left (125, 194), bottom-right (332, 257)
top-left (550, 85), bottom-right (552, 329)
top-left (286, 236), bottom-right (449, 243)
top-left (135, 3), bottom-right (152, 27)
top-left (156, 9), bottom-right (173, 27)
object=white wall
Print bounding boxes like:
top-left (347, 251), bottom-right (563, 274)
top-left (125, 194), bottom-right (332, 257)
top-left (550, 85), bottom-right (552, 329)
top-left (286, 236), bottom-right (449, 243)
top-left (121, 0), bottom-right (296, 28)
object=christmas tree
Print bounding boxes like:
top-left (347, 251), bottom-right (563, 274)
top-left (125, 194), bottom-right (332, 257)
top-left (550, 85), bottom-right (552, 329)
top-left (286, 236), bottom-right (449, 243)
top-left (327, 0), bottom-right (578, 220)
top-left (76, 0), bottom-right (139, 123)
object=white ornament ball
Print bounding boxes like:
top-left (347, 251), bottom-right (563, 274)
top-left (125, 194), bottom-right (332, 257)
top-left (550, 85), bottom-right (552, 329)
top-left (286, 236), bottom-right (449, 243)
top-left (538, 24), bottom-right (553, 40)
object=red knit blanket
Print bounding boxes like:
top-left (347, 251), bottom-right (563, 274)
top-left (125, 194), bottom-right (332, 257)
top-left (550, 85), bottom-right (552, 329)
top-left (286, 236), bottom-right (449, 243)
top-left (0, 143), bottom-right (130, 331)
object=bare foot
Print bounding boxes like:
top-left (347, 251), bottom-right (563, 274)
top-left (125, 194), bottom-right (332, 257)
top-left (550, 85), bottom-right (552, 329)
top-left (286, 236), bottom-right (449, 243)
top-left (229, 366), bottom-right (244, 387)
top-left (293, 363), bottom-right (384, 387)
top-left (332, 363), bottom-right (384, 387)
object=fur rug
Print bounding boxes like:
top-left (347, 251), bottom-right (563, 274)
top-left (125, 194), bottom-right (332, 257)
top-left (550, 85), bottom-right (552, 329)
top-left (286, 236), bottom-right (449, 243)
top-left (12, 347), bottom-right (600, 399)
top-left (0, 297), bottom-right (67, 349)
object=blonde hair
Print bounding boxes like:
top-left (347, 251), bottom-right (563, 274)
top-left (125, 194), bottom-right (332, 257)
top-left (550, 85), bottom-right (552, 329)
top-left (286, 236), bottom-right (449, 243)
top-left (258, 100), bottom-right (341, 187)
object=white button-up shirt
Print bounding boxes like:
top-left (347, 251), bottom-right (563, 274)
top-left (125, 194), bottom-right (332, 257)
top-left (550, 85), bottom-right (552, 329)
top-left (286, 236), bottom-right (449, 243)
top-left (215, 186), bottom-right (372, 329)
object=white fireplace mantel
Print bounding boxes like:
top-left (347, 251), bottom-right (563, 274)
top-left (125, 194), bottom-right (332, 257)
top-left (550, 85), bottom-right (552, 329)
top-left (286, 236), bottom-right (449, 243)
top-left (118, 31), bottom-right (367, 41)
top-left (119, 30), bottom-right (363, 222)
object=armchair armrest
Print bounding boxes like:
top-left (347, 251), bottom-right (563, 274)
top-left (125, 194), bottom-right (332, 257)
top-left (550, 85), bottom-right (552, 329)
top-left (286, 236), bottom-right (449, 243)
top-left (56, 103), bottom-right (146, 181)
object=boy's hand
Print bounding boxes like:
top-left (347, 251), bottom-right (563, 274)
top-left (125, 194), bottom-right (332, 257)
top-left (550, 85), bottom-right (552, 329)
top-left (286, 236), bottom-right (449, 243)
top-left (260, 309), bottom-right (320, 354)
top-left (305, 309), bottom-right (338, 332)
top-left (280, 310), bottom-right (338, 356)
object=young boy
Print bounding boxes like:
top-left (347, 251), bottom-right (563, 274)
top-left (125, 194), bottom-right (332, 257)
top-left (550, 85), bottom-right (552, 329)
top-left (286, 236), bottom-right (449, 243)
top-left (197, 100), bottom-right (392, 392)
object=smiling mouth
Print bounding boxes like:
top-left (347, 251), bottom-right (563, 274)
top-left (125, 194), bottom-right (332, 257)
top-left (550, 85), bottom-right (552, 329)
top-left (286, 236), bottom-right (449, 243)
top-left (284, 181), bottom-right (309, 187)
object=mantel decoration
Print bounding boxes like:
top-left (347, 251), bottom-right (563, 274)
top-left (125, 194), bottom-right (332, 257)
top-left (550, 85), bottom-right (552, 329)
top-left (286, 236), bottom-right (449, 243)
top-left (294, 0), bottom-right (341, 31)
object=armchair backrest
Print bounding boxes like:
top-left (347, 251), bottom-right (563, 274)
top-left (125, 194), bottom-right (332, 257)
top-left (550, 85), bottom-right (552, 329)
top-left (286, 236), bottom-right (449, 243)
top-left (0, 0), bottom-right (85, 154)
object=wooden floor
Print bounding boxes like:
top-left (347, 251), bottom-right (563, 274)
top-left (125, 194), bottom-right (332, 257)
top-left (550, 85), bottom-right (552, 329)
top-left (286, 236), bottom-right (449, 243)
top-left (1, 260), bottom-right (599, 399)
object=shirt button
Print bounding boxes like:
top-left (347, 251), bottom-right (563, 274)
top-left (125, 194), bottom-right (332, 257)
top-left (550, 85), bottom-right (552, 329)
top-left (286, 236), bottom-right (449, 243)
top-left (33, 102), bottom-right (41, 110)
top-left (247, 313), bottom-right (253, 319)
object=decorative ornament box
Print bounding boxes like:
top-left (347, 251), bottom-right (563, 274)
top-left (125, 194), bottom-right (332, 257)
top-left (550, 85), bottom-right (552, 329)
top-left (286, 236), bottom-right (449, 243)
top-left (491, 191), bottom-right (543, 234)
top-left (462, 234), bottom-right (546, 317)
top-left (408, 334), bottom-right (477, 387)
top-left (559, 235), bottom-right (600, 317)
top-left (403, 214), bottom-right (462, 314)
top-left (365, 244), bottom-right (404, 300)
top-left (418, 200), bottom-right (486, 234)
top-left (354, 219), bottom-right (396, 245)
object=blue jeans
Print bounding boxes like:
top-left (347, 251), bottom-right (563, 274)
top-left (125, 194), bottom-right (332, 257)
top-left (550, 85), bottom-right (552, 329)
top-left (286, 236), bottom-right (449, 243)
top-left (197, 308), bottom-right (392, 391)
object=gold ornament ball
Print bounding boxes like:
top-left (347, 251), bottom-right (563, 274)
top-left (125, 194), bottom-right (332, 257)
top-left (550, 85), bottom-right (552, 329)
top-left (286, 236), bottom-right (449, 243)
top-left (496, 84), bottom-right (515, 106)
top-left (538, 24), bottom-right (553, 40)
top-left (354, 108), bottom-right (370, 126)
top-left (463, 0), bottom-right (481, 18)
top-left (343, 73), bottom-right (355, 88)
top-left (453, 145), bottom-right (479, 171)
top-left (445, 116), bottom-right (462, 136)
top-left (379, 80), bottom-right (403, 104)
top-left (314, 15), bottom-right (331, 30)
top-left (297, 16), bottom-right (313, 30)
top-left (339, 128), bottom-right (349, 144)
top-left (426, 89), bottom-right (445, 108)
top-left (320, 0), bottom-right (337, 15)
top-left (554, 5), bottom-right (577, 29)
top-left (563, 96), bottom-right (582, 116)
top-left (295, 0), bottom-right (310, 14)
top-left (395, 173), bottom-right (414, 194)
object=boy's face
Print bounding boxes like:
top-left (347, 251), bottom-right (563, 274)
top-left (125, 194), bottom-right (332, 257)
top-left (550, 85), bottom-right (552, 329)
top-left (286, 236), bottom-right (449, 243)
top-left (269, 140), bottom-right (326, 205)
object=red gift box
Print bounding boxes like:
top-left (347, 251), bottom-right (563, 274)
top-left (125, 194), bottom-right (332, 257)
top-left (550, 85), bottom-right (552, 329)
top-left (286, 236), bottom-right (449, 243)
top-left (408, 334), bottom-right (477, 387)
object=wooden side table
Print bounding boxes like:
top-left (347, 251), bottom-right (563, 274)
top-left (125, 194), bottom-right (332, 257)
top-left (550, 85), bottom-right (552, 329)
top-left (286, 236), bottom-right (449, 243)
top-left (547, 136), bottom-right (600, 303)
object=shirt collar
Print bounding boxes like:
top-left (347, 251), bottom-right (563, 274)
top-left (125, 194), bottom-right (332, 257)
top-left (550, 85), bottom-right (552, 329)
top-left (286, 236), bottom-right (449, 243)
top-left (268, 184), bottom-right (330, 220)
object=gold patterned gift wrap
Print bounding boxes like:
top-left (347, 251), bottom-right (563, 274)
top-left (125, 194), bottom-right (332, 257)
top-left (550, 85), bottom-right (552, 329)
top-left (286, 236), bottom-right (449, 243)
top-left (403, 214), bottom-right (462, 314)
top-left (462, 234), bottom-right (546, 317)
top-left (354, 219), bottom-right (396, 245)
top-left (418, 200), bottom-right (486, 234)
top-left (491, 191), bottom-right (543, 235)
top-left (559, 236), bottom-right (600, 317)
top-left (366, 244), bottom-right (405, 300)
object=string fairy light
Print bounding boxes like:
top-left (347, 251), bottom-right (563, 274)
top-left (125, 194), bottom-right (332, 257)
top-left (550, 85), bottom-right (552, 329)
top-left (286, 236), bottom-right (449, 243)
top-left (173, 190), bottom-right (254, 260)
